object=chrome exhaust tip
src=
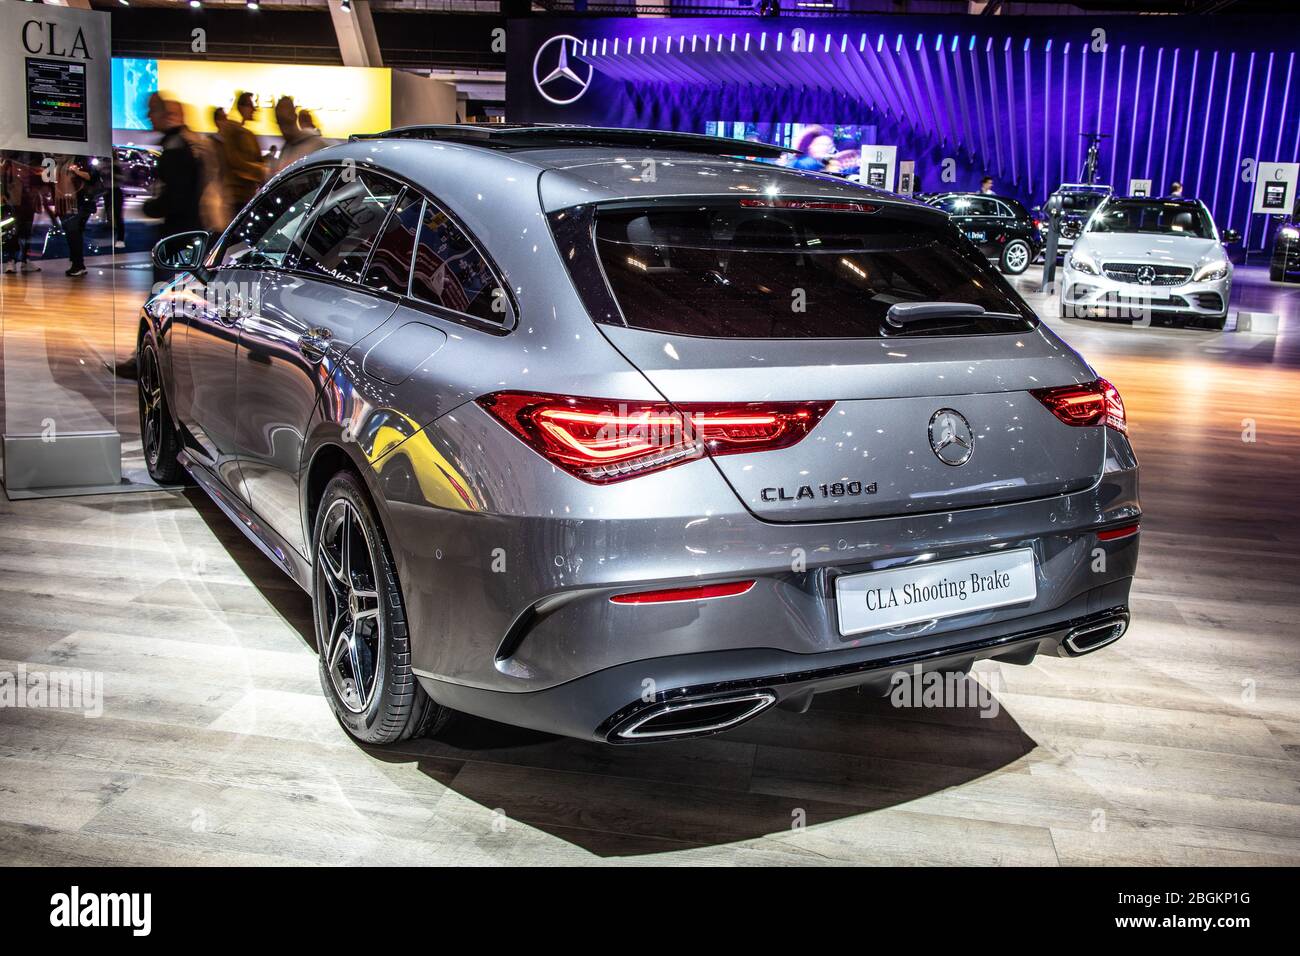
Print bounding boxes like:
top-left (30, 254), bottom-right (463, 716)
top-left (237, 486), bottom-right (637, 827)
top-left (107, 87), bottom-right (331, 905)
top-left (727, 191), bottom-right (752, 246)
top-left (1063, 610), bottom-right (1130, 656)
top-left (612, 691), bottom-right (777, 741)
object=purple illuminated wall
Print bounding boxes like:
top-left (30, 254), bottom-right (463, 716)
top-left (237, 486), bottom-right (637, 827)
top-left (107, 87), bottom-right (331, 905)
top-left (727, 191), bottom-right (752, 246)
top-left (509, 15), bottom-right (1300, 249)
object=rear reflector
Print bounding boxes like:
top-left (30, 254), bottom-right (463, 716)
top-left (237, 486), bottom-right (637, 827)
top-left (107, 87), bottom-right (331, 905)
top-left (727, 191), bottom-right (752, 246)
top-left (477, 392), bottom-right (832, 483)
top-left (1030, 377), bottom-right (1127, 433)
top-left (610, 580), bottom-right (756, 605)
top-left (1097, 523), bottom-right (1140, 541)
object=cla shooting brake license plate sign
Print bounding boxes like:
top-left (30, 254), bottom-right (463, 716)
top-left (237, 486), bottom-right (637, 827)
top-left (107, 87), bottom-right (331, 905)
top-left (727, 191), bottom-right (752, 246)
top-left (835, 549), bottom-right (1038, 637)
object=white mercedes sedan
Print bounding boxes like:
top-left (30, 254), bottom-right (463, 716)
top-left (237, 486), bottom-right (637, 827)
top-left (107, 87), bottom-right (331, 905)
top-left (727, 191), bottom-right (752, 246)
top-left (1060, 197), bottom-right (1239, 329)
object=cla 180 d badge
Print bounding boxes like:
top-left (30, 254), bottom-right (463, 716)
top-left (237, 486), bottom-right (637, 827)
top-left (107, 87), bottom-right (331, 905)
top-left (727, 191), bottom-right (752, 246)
top-left (929, 408), bottom-right (974, 466)
top-left (761, 480), bottom-right (878, 502)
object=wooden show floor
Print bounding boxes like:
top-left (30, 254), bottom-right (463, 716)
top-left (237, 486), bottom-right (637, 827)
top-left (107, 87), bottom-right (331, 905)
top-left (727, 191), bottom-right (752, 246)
top-left (0, 263), bottom-right (1298, 865)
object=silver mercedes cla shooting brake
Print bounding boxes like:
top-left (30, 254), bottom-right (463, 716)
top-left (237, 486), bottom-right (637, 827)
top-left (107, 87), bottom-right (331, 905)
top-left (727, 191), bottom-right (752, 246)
top-left (139, 126), bottom-right (1140, 745)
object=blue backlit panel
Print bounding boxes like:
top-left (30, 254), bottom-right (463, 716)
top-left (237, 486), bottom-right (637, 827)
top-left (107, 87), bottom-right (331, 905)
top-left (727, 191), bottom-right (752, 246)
top-left (510, 15), bottom-right (1300, 248)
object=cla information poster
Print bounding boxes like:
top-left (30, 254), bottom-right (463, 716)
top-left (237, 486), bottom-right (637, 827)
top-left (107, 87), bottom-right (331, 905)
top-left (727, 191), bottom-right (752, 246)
top-left (0, 0), bottom-right (111, 155)
top-left (25, 56), bottom-right (88, 142)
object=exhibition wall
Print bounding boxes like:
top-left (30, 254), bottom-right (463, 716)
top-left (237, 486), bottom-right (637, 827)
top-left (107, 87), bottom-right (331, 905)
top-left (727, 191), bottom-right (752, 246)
top-left (508, 14), bottom-right (1300, 249)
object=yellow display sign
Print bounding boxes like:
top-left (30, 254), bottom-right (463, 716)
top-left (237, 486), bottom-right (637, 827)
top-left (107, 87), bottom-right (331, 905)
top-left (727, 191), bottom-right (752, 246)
top-left (154, 59), bottom-right (391, 139)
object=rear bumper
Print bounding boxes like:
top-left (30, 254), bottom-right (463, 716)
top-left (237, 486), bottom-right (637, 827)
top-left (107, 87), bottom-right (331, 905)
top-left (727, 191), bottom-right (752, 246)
top-left (382, 402), bottom-right (1140, 702)
top-left (416, 582), bottom-right (1134, 743)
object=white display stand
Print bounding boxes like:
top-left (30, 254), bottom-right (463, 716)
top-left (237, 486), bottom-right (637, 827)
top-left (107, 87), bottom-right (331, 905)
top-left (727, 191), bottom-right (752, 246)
top-left (1251, 163), bottom-right (1299, 215)
top-left (859, 145), bottom-right (898, 192)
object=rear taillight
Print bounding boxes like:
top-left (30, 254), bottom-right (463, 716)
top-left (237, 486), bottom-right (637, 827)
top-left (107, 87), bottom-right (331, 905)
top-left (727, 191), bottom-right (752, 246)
top-left (1030, 378), bottom-right (1127, 434)
top-left (738, 198), bottom-right (879, 212)
top-left (477, 392), bottom-right (832, 483)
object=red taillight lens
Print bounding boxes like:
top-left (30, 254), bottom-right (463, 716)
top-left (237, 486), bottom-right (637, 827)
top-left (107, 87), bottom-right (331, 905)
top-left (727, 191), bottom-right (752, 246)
top-left (610, 580), bottom-right (756, 605)
top-left (1097, 522), bottom-right (1140, 541)
top-left (1030, 378), bottom-right (1127, 434)
top-left (477, 392), bottom-right (832, 483)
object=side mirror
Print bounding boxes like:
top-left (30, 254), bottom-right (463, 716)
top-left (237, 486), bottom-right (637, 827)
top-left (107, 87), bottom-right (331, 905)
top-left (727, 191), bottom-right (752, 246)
top-left (1221, 228), bottom-right (1241, 244)
top-left (152, 230), bottom-right (212, 278)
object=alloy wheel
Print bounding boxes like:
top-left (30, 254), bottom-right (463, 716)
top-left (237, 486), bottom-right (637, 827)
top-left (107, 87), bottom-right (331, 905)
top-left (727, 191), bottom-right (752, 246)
top-left (1005, 242), bottom-right (1029, 272)
top-left (138, 346), bottom-right (163, 467)
top-left (315, 498), bottom-right (383, 714)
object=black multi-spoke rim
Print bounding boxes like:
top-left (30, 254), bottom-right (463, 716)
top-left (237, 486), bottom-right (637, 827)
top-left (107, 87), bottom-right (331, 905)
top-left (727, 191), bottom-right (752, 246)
top-left (138, 347), bottom-right (163, 467)
top-left (315, 499), bottom-right (383, 714)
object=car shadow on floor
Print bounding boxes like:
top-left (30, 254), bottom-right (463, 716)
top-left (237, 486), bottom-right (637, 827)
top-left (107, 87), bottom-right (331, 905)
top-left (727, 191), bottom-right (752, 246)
top-left (185, 484), bottom-right (1037, 857)
top-left (368, 683), bottom-right (1037, 857)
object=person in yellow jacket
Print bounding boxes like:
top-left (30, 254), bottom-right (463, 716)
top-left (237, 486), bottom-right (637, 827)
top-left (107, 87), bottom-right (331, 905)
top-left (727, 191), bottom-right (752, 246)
top-left (218, 91), bottom-right (266, 216)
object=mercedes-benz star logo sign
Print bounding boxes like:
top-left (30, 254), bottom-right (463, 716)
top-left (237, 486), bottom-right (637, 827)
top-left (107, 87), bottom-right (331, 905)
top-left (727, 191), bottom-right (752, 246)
top-left (533, 34), bottom-right (594, 106)
top-left (929, 409), bottom-right (974, 467)
top-left (1136, 264), bottom-right (1157, 284)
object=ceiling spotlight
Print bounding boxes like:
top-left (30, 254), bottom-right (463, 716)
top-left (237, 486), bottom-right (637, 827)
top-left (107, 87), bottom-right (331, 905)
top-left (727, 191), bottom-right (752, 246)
top-left (189, 0), bottom-right (201, 7)
top-left (340, 0), bottom-right (352, 11)
top-left (246, 0), bottom-right (258, 7)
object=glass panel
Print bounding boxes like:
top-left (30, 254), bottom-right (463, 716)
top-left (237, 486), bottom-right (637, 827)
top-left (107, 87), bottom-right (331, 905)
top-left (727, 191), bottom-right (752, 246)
top-left (590, 202), bottom-right (1035, 339)
top-left (410, 198), bottom-right (508, 323)
top-left (216, 167), bottom-right (331, 270)
top-left (297, 171), bottom-right (401, 285)
top-left (1, 147), bottom-right (127, 493)
top-left (1, 7), bottom-right (148, 497)
top-left (363, 190), bottom-right (421, 294)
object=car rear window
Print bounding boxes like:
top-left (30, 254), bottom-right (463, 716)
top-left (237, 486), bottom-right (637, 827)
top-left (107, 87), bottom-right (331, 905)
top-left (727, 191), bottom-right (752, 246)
top-left (581, 201), bottom-right (1036, 339)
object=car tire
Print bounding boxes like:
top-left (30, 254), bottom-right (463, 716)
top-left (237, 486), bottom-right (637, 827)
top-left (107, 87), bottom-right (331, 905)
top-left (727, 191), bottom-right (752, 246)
top-left (1000, 239), bottom-right (1031, 275)
top-left (1205, 313), bottom-right (1228, 331)
top-left (137, 336), bottom-right (186, 485)
top-left (1270, 263), bottom-right (1284, 282)
top-left (312, 470), bottom-right (452, 745)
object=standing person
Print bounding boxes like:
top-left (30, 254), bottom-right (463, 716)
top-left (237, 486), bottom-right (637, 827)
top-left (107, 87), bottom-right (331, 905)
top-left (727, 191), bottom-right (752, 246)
top-left (218, 91), bottom-right (266, 217)
top-left (979, 176), bottom-right (996, 195)
top-left (143, 95), bottom-right (204, 239)
top-left (2, 155), bottom-right (44, 273)
top-left (206, 107), bottom-right (230, 228)
top-left (55, 155), bottom-right (100, 277)
top-left (274, 96), bottom-right (327, 172)
top-left (110, 149), bottom-right (127, 250)
top-left (1167, 181), bottom-right (1184, 199)
top-left (298, 108), bottom-right (322, 138)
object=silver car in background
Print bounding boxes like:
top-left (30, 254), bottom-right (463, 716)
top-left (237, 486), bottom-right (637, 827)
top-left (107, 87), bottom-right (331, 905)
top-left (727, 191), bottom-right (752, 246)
top-left (139, 126), bottom-right (1140, 745)
top-left (1061, 196), bottom-right (1238, 329)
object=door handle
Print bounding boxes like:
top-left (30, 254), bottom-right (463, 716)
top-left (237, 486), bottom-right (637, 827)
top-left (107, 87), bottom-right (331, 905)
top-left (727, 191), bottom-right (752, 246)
top-left (297, 327), bottom-right (333, 362)
top-left (216, 306), bottom-right (243, 327)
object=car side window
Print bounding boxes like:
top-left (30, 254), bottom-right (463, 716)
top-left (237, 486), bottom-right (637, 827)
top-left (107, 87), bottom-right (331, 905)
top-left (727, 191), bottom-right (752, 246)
top-left (216, 168), bottom-right (331, 270)
top-left (409, 197), bottom-right (512, 325)
top-left (363, 190), bottom-right (423, 294)
top-left (297, 172), bottom-right (403, 285)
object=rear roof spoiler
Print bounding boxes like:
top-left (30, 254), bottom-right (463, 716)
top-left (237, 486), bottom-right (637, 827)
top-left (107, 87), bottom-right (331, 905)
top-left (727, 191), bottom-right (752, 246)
top-left (348, 124), bottom-right (791, 159)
